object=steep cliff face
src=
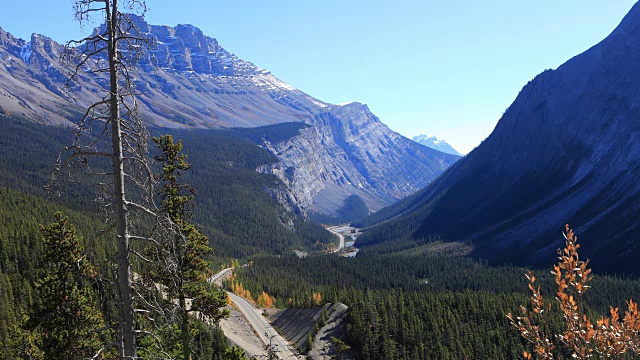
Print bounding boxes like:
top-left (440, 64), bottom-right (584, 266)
top-left (260, 103), bottom-right (458, 215)
top-left (0, 17), bottom-right (459, 215)
top-left (0, 28), bottom-right (74, 123)
top-left (359, 3), bottom-right (640, 274)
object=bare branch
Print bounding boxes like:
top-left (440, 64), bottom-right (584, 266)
top-left (65, 149), bottom-right (115, 160)
top-left (124, 201), bottom-right (157, 217)
top-left (131, 249), bottom-right (152, 263)
top-left (90, 324), bottom-right (119, 333)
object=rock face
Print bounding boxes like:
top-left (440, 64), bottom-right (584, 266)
top-left (0, 18), bottom-right (459, 215)
top-left (360, 3), bottom-right (640, 274)
top-left (263, 103), bottom-right (458, 214)
top-left (412, 134), bottom-right (461, 156)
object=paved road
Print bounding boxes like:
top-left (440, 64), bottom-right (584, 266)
top-left (227, 292), bottom-right (298, 359)
top-left (210, 268), bottom-right (299, 359)
top-left (326, 226), bottom-right (345, 253)
top-left (209, 267), bottom-right (233, 285)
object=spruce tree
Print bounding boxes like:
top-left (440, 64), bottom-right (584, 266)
top-left (147, 135), bottom-right (228, 360)
top-left (30, 213), bottom-right (109, 359)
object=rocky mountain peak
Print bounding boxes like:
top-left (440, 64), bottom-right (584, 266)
top-left (132, 16), bottom-right (257, 75)
top-left (326, 102), bottom-right (381, 127)
top-left (412, 134), bottom-right (461, 156)
top-left (0, 26), bottom-right (22, 55)
top-left (27, 33), bottom-right (62, 64)
top-left (86, 15), bottom-right (259, 76)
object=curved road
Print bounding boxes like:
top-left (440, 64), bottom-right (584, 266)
top-left (209, 267), bottom-right (233, 285)
top-left (210, 268), bottom-right (298, 359)
top-left (326, 226), bottom-right (345, 253)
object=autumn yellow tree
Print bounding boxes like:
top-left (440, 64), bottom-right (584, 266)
top-left (312, 292), bottom-right (322, 306)
top-left (508, 225), bottom-right (640, 359)
top-left (257, 292), bottom-right (275, 308)
top-left (231, 282), bottom-right (253, 304)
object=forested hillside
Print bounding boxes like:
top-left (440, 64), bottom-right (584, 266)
top-left (0, 116), bottom-right (334, 357)
top-left (0, 117), bottom-right (334, 258)
top-left (231, 249), bottom-right (640, 359)
top-left (0, 187), bottom-right (113, 355)
top-left (0, 187), bottom-right (246, 359)
top-left (164, 124), bottom-right (335, 257)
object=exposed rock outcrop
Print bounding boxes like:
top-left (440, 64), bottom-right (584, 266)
top-left (264, 103), bottom-right (457, 214)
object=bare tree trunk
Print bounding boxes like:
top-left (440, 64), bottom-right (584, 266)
top-left (180, 296), bottom-right (191, 360)
top-left (107, 0), bottom-right (136, 357)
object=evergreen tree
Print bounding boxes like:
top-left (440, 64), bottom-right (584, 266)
top-left (223, 346), bottom-right (247, 360)
top-left (29, 213), bottom-right (109, 359)
top-left (147, 135), bottom-right (228, 360)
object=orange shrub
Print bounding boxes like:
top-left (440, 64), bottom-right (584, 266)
top-left (507, 225), bottom-right (640, 359)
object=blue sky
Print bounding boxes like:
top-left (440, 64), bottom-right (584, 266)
top-left (0, 1), bottom-right (636, 153)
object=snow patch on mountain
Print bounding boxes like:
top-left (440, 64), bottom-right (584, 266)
top-left (250, 73), bottom-right (298, 92)
top-left (412, 134), bottom-right (461, 156)
top-left (308, 97), bottom-right (329, 108)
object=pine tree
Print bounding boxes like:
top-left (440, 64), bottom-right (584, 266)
top-left (223, 346), bottom-right (247, 360)
top-left (147, 135), bottom-right (228, 360)
top-left (30, 213), bottom-right (110, 359)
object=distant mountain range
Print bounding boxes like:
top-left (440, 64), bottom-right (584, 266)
top-left (0, 16), bottom-right (459, 217)
top-left (357, 2), bottom-right (640, 274)
top-left (411, 134), bottom-right (461, 156)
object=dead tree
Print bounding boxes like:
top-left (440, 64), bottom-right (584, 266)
top-left (258, 333), bottom-right (282, 360)
top-left (56, 1), bottom-right (152, 358)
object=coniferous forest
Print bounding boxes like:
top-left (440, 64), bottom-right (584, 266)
top-left (0, 117), bottom-right (333, 358)
top-left (229, 250), bottom-right (640, 359)
top-left (2, 83), bottom-right (640, 360)
top-left (3, 1), bottom-right (640, 359)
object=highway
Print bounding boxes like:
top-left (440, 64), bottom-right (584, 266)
top-left (209, 267), bottom-right (233, 285)
top-left (210, 268), bottom-right (299, 359)
top-left (326, 226), bottom-right (345, 253)
top-left (227, 292), bottom-right (297, 359)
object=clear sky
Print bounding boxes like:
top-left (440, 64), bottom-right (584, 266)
top-left (0, 1), bottom-right (637, 153)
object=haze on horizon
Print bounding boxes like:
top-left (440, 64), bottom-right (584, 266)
top-left (0, 0), bottom-right (635, 154)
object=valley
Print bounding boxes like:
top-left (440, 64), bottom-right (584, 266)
top-left (1, 1), bottom-right (640, 359)
top-left (355, 2), bottom-right (640, 275)
top-left (326, 225), bottom-right (361, 257)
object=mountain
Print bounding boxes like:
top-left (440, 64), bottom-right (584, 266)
top-left (412, 134), bottom-right (462, 155)
top-left (356, 3), bottom-right (640, 274)
top-left (0, 16), bottom-right (459, 216)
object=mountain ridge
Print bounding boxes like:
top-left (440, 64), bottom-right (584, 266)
top-left (0, 17), bottom-right (459, 216)
top-left (357, 2), bottom-right (640, 274)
